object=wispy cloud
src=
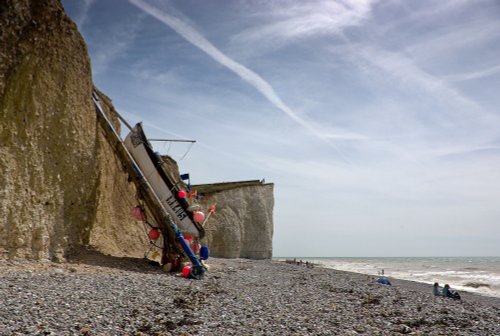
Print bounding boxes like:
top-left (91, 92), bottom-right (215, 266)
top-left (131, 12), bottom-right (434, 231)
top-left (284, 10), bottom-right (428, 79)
top-left (347, 45), bottom-right (491, 124)
top-left (234, 0), bottom-right (377, 47)
top-left (343, 45), bottom-right (500, 159)
top-left (426, 144), bottom-right (500, 160)
top-left (91, 17), bottom-right (143, 76)
top-left (404, 19), bottom-right (500, 67)
top-left (128, 0), bottom-right (366, 143)
top-left (444, 64), bottom-right (500, 82)
top-left (74, 0), bottom-right (95, 28)
top-left (331, 1), bottom-right (500, 161)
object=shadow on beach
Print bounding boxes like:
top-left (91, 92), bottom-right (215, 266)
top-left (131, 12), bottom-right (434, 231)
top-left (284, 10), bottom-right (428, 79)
top-left (65, 248), bottom-right (163, 274)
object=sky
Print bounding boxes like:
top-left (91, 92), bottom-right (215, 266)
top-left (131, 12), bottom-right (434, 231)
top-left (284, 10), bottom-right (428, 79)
top-left (61, 0), bottom-right (500, 257)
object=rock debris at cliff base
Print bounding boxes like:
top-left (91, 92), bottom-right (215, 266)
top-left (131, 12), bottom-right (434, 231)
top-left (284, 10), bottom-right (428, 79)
top-left (0, 256), bottom-right (498, 335)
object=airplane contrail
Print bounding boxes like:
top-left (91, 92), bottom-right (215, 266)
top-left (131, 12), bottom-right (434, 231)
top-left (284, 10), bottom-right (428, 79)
top-left (128, 0), bottom-right (334, 140)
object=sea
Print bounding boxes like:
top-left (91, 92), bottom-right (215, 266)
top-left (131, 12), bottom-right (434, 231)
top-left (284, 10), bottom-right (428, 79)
top-left (274, 257), bottom-right (500, 298)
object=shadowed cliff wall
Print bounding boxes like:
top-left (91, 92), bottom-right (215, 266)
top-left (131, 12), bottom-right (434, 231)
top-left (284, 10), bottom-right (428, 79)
top-left (0, 0), bottom-right (148, 260)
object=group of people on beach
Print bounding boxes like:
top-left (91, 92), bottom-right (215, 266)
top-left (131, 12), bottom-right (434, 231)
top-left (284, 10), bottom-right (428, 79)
top-left (433, 282), bottom-right (461, 300)
top-left (286, 258), bottom-right (314, 268)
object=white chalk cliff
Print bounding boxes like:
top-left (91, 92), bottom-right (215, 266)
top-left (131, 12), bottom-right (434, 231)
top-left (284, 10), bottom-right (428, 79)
top-left (196, 181), bottom-right (274, 259)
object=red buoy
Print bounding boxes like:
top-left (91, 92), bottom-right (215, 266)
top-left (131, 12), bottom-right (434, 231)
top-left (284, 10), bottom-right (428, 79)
top-left (182, 265), bottom-right (191, 278)
top-left (148, 228), bottom-right (160, 241)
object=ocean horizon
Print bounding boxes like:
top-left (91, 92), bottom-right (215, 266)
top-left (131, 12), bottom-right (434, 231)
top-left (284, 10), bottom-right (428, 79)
top-left (273, 256), bottom-right (500, 298)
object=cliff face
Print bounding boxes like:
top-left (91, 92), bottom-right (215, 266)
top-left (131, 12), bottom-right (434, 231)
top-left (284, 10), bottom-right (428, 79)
top-left (196, 182), bottom-right (274, 259)
top-left (88, 92), bottom-right (150, 259)
top-left (0, 0), bottom-right (148, 260)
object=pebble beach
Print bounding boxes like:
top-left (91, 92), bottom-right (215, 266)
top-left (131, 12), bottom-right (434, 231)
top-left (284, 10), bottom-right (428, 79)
top-left (1, 252), bottom-right (499, 336)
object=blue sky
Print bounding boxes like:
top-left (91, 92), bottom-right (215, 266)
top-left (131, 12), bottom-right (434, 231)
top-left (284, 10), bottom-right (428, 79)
top-left (62, 0), bottom-right (500, 257)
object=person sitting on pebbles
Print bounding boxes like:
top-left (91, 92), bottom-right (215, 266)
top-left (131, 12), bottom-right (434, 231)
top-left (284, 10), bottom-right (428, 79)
top-left (433, 282), bottom-right (442, 297)
top-left (442, 284), bottom-right (461, 300)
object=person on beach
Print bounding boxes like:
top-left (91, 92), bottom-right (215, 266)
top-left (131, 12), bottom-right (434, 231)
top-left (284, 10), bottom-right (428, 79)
top-left (376, 277), bottom-right (391, 286)
top-left (442, 284), bottom-right (461, 300)
top-left (433, 282), bottom-right (443, 299)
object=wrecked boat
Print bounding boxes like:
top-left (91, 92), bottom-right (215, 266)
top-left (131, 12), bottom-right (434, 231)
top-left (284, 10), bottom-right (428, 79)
top-left (92, 92), bottom-right (206, 278)
top-left (124, 123), bottom-right (205, 239)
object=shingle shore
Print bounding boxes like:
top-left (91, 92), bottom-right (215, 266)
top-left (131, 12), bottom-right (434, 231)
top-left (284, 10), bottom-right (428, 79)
top-left (0, 255), bottom-right (498, 335)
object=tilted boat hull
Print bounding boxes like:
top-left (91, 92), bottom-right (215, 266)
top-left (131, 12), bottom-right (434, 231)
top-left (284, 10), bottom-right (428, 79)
top-left (124, 123), bottom-right (203, 238)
